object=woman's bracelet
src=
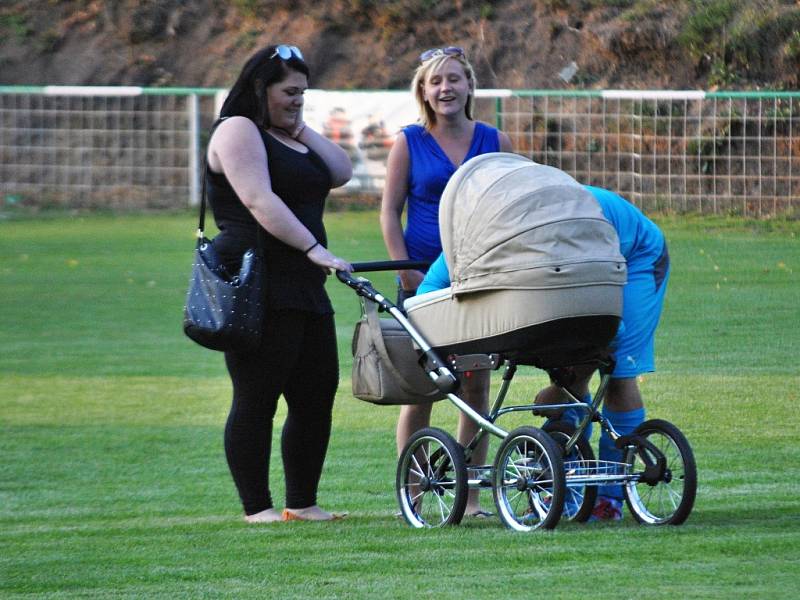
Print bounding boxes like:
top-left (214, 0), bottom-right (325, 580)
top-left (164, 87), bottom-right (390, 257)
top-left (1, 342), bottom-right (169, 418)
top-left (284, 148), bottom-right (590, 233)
top-left (292, 122), bottom-right (306, 139)
top-left (303, 240), bottom-right (319, 254)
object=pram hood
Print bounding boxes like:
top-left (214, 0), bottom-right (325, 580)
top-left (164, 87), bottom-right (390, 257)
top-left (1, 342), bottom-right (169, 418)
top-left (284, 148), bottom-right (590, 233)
top-left (439, 152), bottom-right (626, 296)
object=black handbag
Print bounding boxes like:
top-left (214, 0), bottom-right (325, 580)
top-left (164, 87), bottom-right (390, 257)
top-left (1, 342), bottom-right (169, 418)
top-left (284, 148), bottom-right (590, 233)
top-left (182, 164), bottom-right (265, 353)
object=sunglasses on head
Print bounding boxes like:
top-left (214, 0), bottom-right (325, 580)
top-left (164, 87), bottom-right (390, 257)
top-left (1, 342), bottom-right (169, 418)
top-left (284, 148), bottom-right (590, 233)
top-left (419, 46), bottom-right (464, 62)
top-left (270, 45), bottom-right (304, 61)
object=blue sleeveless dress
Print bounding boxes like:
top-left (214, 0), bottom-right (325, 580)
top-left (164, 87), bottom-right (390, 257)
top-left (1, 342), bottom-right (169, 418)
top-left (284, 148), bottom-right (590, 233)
top-left (403, 122), bottom-right (500, 265)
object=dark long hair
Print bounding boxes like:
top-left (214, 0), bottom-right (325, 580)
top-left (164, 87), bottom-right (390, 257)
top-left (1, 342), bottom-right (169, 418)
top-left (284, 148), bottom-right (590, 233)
top-left (218, 45), bottom-right (310, 129)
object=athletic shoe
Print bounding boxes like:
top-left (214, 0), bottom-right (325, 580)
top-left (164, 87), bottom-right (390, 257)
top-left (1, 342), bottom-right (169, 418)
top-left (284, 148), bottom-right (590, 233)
top-left (588, 496), bottom-right (623, 522)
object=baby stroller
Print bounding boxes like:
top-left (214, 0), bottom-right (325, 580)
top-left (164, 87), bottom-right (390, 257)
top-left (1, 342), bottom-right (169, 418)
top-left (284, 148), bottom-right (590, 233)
top-left (339, 153), bottom-right (697, 531)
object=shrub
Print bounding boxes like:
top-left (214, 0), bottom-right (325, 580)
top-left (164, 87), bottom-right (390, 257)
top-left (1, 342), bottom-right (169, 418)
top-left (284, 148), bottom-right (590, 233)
top-left (677, 0), bottom-right (741, 59)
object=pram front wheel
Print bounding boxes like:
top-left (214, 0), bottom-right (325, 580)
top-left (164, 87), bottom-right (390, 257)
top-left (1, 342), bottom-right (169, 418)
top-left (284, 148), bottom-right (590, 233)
top-left (492, 426), bottom-right (566, 531)
top-left (396, 427), bottom-right (468, 528)
top-left (543, 421), bottom-right (597, 522)
top-left (623, 419), bottom-right (697, 525)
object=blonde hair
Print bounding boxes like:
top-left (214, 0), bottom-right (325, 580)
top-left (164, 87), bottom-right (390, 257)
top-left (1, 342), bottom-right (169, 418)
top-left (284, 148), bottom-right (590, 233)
top-left (411, 53), bottom-right (476, 130)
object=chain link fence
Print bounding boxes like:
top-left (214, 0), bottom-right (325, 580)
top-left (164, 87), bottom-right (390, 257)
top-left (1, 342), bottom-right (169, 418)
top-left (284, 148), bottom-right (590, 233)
top-left (0, 86), bottom-right (220, 210)
top-left (1, 86), bottom-right (798, 216)
top-left (497, 90), bottom-right (799, 216)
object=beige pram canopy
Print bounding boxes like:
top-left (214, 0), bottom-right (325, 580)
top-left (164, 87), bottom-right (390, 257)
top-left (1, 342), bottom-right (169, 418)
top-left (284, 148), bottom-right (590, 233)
top-left (405, 152), bottom-right (627, 366)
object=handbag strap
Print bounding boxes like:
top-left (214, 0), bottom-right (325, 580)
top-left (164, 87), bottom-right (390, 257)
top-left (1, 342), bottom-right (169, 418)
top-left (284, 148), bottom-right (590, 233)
top-left (197, 118), bottom-right (263, 253)
top-left (196, 160), bottom-right (209, 244)
top-left (363, 299), bottom-right (442, 399)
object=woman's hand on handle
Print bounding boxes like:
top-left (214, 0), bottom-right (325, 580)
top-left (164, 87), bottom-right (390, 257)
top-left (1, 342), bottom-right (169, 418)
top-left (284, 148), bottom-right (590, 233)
top-left (306, 244), bottom-right (352, 275)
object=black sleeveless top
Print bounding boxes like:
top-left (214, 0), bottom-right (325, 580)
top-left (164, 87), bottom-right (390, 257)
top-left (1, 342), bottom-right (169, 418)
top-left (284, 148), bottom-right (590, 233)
top-left (207, 126), bottom-right (334, 314)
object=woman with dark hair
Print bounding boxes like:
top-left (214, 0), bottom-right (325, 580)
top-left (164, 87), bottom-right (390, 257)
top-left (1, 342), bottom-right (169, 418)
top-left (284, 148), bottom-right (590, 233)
top-left (206, 44), bottom-right (353, 523)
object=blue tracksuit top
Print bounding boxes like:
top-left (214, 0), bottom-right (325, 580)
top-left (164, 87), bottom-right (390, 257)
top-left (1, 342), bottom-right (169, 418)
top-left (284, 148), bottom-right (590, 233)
top-left (585, 186), bottom-right (665, 264)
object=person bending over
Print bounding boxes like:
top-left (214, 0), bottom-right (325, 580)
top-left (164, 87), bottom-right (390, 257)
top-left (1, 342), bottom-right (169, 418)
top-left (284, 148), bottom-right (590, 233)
top-left (417, 185), bottom-right (670, 522)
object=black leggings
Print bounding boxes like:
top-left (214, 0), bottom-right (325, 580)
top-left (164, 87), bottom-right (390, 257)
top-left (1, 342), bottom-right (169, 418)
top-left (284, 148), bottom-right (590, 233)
top-left (223, 310), bottom-right (338, 515)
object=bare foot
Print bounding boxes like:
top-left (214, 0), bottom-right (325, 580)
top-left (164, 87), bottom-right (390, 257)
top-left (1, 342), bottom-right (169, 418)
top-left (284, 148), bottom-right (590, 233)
top-left (465, 489), bottom-right (483, 516)
top-left (244, 508), bottom-right (283, 523)
top-left (282, 505), bottom-right (348, 521)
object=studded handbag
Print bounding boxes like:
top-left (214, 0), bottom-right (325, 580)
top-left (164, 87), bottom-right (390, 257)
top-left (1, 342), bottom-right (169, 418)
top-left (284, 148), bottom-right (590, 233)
top-left (182, 164), bottom-right (265, 353)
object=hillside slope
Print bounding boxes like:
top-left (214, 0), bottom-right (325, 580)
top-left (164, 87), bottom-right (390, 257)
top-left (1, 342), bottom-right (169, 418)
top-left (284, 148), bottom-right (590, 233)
top-left (1, 0), bottom-right (799, 90)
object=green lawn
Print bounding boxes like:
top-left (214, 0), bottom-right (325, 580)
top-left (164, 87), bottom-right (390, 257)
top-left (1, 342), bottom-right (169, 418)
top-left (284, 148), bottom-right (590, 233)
top-left (1, 210), bottom-right (798, 598)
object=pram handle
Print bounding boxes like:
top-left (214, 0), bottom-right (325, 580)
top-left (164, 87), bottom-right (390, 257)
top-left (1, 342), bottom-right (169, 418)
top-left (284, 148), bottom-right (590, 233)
top-left (335, 260), bottom-right (430, 291)
top-left (348, 260), bottom-right (430, 273)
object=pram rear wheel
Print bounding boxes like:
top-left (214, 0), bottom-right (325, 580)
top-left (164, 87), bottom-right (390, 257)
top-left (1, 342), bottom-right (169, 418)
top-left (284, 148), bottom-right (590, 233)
top-left (492, 426), bottom-right (566, 531)
top-left (543, 421), bottom-right (597, 522)
top-left (396, 427), bottom-right (468, 528)
top-left (623, 419), bottom-right (697, 525)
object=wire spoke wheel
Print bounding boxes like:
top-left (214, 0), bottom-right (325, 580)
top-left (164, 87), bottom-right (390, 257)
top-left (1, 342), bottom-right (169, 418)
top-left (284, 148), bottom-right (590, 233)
top-left (396, 427), bottom-right (467, 528)
top-left (492, 426), bottom-right (565, 531)
top-left (543, 420), bottom-right (597, 522)
top-left (624, 419), bottom-right (697, 525)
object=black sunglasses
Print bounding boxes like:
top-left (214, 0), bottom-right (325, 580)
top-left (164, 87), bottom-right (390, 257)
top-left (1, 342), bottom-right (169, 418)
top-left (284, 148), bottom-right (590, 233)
top-left (419, 46), bottom-right (464, 62)
top-left (270, 45), bottom-right (304, 61)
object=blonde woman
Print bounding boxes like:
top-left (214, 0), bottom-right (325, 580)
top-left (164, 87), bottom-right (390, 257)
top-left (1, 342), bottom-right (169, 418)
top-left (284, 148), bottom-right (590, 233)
top-left (380, 46), bottom-right (513, 517)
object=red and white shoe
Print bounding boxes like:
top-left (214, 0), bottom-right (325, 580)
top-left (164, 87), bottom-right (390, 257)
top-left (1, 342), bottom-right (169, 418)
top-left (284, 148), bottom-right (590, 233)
top-left (588, 496), bottom-right (623, 522)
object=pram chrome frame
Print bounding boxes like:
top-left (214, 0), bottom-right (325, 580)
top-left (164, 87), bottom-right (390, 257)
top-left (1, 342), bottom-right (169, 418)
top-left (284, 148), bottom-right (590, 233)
top-left (338, 261), bottom-right (697, 531)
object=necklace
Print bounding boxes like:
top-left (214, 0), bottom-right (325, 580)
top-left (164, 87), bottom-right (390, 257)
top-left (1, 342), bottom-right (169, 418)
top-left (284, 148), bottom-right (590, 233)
top-left (266, 126), bottom-right (293, 141)
top-left (265, 127), bottom-right (308, 153)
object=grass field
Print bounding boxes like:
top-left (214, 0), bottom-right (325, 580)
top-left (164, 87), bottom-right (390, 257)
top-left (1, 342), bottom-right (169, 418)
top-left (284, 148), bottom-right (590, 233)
top-left (1, 210), bottom-right (799, 598)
